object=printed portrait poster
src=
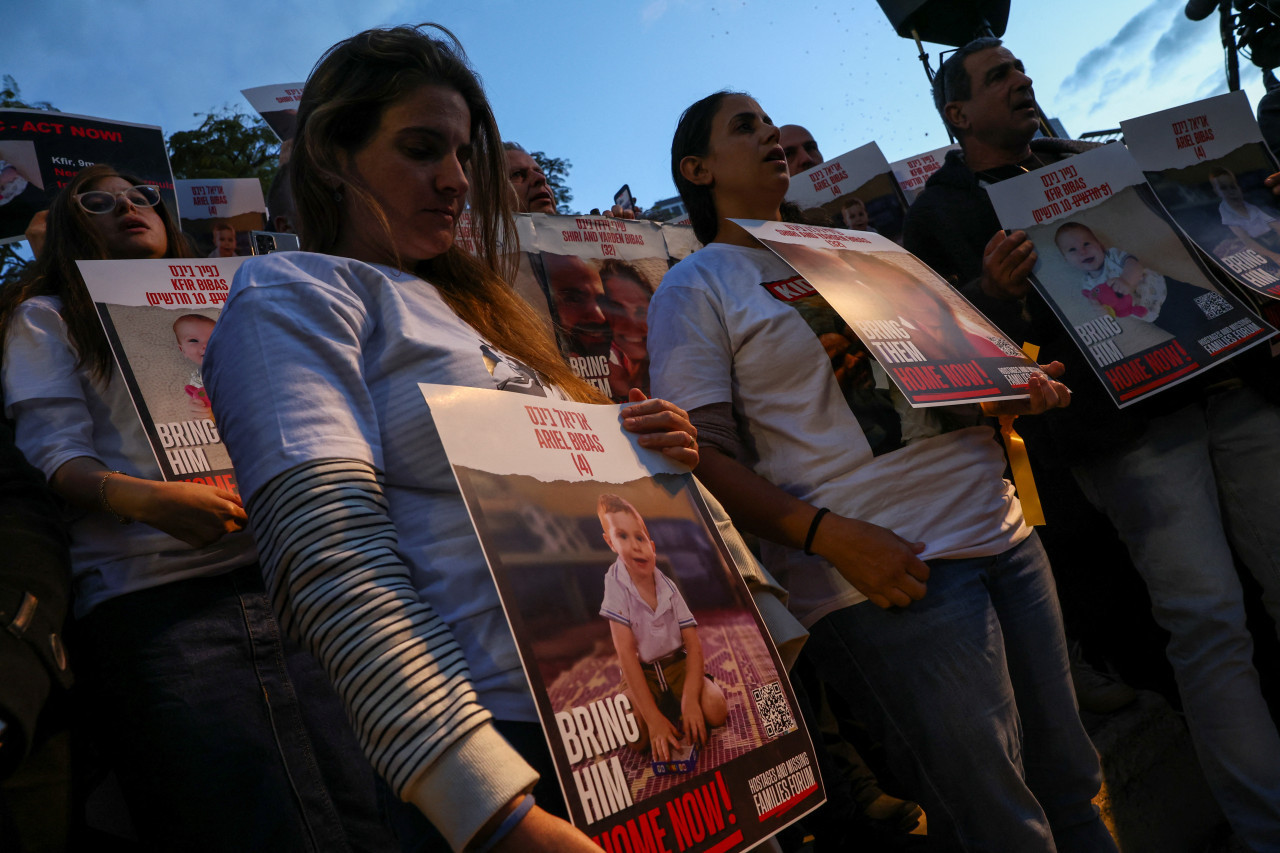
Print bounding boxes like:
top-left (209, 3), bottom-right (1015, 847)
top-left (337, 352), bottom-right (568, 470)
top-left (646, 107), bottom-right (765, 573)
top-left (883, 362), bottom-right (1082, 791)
top-left (454, 211), bottom-right (555, 330)
top-left (890, 144), bottom-right (959, 204)
top-left (785, 142), bottom-right (910, 244)
top-left (420, 384), bottom-right (823, 852)
top-left (240, 83), bottom-right (304, 143)
top-left (986, 143), bottom-right (1274, 408)
top-left (175, 179), bottom-right (267, 259)
top-left (733, 219), bottom-right (1044, 412)
top-left (77, 257), bottom-right (247, 491)
top-left (525, 214), bottom-right (670, 402)
top-left (0, 109), bottom-right (175, 244)
top-left (1122, 91), bottom-right (1280, 301)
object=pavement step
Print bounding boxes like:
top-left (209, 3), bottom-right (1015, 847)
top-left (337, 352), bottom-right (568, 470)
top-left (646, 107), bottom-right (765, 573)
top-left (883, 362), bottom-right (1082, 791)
top-left (1089, 691), bottom-right (1231, 852)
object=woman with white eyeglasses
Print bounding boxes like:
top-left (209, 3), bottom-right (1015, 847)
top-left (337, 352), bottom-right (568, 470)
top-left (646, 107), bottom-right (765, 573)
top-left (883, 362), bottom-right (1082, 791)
top-left (0, 164), bottom-right (399, 850)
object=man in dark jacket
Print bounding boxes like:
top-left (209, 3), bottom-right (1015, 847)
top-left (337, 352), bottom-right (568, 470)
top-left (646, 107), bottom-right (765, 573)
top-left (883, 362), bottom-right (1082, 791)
top-left (904, 37), bottom-right (1280, 848)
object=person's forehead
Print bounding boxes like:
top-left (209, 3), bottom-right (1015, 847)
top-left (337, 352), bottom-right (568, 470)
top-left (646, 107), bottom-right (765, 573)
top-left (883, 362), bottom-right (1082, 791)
top-left (603, 274), bottom-right (648, 298)
top-left (506, 149), bottom-right (538, 171)
top-left (964, 46), bottom-right (1024, 87)
top-left (552, 264), bottom-right (602, 291)
top-left (88, 175), bottom-right (131, 192)
top-left (721, 95), bottom-right (768, 125)
top-left (779, 125), bottom-right (813, 147)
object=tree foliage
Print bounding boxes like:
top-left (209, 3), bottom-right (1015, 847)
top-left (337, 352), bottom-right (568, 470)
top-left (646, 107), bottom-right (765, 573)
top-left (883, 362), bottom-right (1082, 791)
top-left (166, 108), bottom-right (279, 196)
top-left (530, 150), bottom-right (574, 213)
top-left (1, 75), bottom-right (55, 111)
top-left (0, 75), bottom-right (56, 287)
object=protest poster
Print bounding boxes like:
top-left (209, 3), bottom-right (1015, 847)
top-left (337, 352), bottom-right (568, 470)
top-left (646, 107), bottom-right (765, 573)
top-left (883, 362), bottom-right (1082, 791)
top-left (785, 142), bottom-right (909, 244)
top-left (0, 109), bottom-right (175, 244)
top-left (175, 178), bottom-right (267, 258)
top-left (1122, 91), bottom-right (1280, 301)
top-left (733, 219), bottom-right (1044, 410)
top-left (240, 83), bottom-right (304, 143)
top-left (420, 384), bottom-right (823, 852)
top-left (77, 257), bottom-right (247, 491)
top-left (524, 214), bottom-right (670, 402)
top-left (660, 223), bottom-right (701, 264)
top-left (986, 143), bottom-right (1274, 407)
top-left (454, 211), bottom-right (554, 329)
top-left (889, 144), bottom-right (958, 204)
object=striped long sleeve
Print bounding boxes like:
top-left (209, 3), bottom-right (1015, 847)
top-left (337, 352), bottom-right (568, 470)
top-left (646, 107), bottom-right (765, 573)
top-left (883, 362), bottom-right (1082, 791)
top-left (248, 458), bottom-right (536, 852)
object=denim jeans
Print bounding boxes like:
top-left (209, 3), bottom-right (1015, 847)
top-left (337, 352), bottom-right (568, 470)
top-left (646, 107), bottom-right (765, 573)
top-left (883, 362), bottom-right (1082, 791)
top-left (806, 533), bottom-right (1115, 853)
top-left (1073, 386), bottom-right (1280, 849)
top-left (73, 564), bottom-right (399, 852)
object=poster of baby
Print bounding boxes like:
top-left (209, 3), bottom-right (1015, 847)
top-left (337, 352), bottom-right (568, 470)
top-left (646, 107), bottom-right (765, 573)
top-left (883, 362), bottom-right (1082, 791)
top-left (987, 143), bottom-right (1274, 408)
top-left (78, 257), bottom-right (247, 491)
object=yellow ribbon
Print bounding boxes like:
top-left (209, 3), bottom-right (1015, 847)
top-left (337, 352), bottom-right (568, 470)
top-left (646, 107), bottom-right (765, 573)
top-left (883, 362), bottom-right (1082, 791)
top-left (1001, 342), bottom-right (1045, 527)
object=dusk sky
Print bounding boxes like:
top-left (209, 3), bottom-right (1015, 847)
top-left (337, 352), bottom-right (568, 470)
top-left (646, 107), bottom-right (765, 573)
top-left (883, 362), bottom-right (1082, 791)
top-left (5, 0), bottom-right (1267, 214)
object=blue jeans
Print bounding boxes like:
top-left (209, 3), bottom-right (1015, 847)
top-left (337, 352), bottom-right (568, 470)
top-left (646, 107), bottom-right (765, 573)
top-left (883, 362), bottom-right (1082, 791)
top-left (1073, 386), bottom-right (1280, 849)
top-left (73, 564), bottom-right (399, 852)
top-left (806, 533), bottom-right (1115, 853)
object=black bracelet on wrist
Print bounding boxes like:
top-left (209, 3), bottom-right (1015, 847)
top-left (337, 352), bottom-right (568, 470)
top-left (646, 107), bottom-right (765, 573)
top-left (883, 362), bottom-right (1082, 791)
top-left (803, 507), bottom-right (830, 556)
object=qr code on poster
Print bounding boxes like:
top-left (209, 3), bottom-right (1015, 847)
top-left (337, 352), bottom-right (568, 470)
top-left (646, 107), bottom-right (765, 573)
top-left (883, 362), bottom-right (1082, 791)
top-left (1195, 291), bottom-right (1234, 320)
top-left (752, 681), bottom-right (797, 739)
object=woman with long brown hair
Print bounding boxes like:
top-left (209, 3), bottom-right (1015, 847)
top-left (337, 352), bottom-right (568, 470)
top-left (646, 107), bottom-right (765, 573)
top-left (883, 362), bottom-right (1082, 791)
top-left (204, 25), bottom-right (697, 852)
top-left (0, 164), bottom-right (397, 849)
top-left (648, 91), bottom-right (1115, 852)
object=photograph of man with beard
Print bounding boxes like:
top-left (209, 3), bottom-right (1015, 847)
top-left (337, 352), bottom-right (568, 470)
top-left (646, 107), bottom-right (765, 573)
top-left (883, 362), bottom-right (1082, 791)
top-left (538, 252), bottom-right (612, 395)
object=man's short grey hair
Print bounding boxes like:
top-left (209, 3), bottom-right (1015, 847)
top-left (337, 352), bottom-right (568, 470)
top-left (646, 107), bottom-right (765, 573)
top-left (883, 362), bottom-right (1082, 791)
top-left (933, 36), bottom-right (1003, 133)
top-left (502, 141), bottom-right (526, 153)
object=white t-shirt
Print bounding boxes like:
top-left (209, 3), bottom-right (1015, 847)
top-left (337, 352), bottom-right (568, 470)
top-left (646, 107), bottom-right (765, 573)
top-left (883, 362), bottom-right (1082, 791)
top-left (599, 558), bottom-right (696, 664)
top-left (1219, 199), bottom-right (1277, 238)
top-left (2, 296), bottom-right (256, 617)
top-left (204, 251), bottom-right (565, 722)
top-left (648, 243), bottom-right (1028, 626)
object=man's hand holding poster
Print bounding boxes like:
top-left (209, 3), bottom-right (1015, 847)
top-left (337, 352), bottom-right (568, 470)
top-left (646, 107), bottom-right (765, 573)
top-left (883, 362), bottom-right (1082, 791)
top-left (986, 143), bottom-right (1274, 408)
top-left (78, 257), bottom-right (246, 491)
top-left (420, 384), bottom-right (823, 853)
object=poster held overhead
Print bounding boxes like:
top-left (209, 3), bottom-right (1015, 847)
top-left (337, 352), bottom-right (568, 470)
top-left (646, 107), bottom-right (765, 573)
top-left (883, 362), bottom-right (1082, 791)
top-left (77, 257), bottom-right (247, 492)
top-left (420, 383), bottom-right (823, 851)
top-left (785, 142), bottom-right (910, 244)
top-left (239, 83), bottom-right (304, 143)
top-left (890, 144), bottom-right (959, 204)
top-left (1122, 91), bottom-right (1280, 301)
top-left (175, 178), bottom-right (268, 258)
top-left (986, 142), bottom-right (1274, 408)
top-left (0, 109), bottom-right (175, 244)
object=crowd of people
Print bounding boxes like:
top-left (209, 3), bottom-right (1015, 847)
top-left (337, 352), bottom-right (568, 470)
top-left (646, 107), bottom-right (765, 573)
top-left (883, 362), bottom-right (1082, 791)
top-left (1, 21), bottom-right (1279, 853)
